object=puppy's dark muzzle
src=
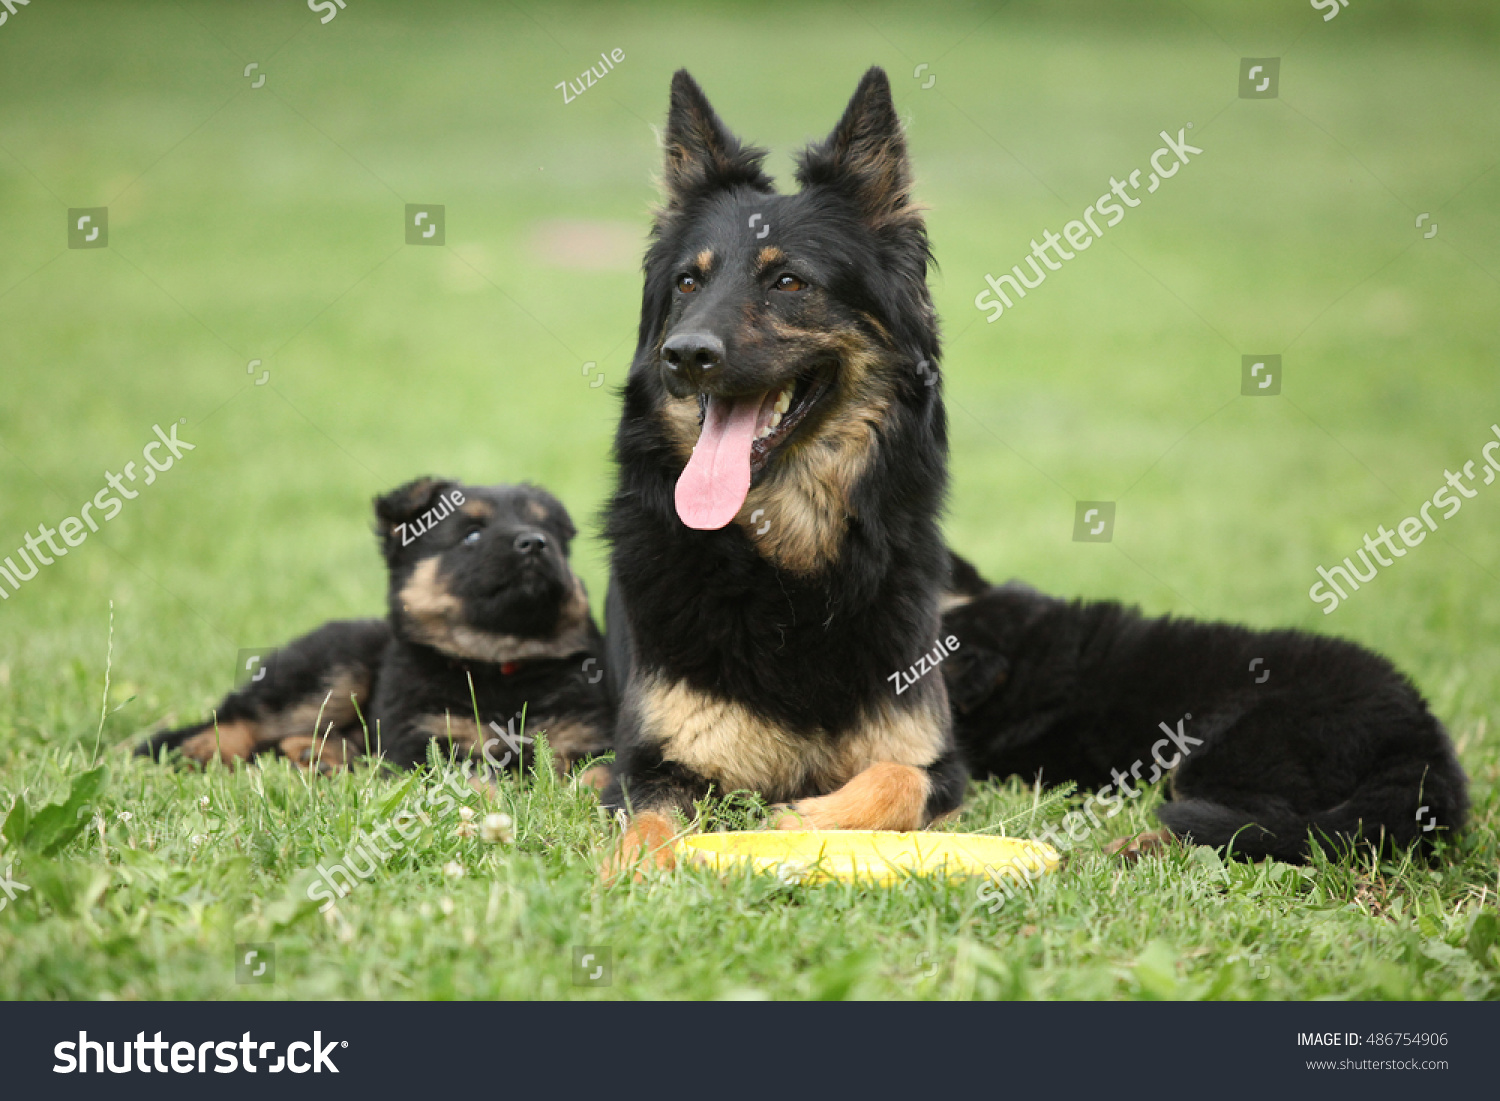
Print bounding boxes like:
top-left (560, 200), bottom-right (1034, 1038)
top-left (660, 331), bottom-right (724, 399)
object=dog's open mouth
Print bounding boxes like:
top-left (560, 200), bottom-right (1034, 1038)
top-left (674, 366), bottom-right (833, 531)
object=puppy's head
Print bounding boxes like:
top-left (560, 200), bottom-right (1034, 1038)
top-left (940, 582), bottom-right (1051, 714)
top-left (374, 478), bottom-right (592, 662)
top-left (634, 67), bottom-right (940, 545)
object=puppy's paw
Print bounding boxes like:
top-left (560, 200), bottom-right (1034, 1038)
top-left (1104, 828), bottom-right (1175, 860)
top-left (575, 764), bottom-right (612, 794)
top-left (600, 811), bottom-right (678, 885)
top-left (277, 734), bottom-right (353, 775)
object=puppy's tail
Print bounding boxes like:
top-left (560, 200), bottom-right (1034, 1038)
top-left (1157, 760), bottom-right (1469, 863)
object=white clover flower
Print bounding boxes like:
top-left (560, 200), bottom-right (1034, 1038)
top-left (480, 813), bottom-right (514, 844)
top-left (439, 897), bottom-right (456, 916)
top-left (443, 861), bottom-right (465, 879)
top-left (458, 806), bottom-right (475, 822)
top-left (116, 811), bottom-right (134, 823)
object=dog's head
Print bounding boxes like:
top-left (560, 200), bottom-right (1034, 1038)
top-left (629, 67), bottom-right (942, 572)
top-left (374, 478), bottom-right (594, 663)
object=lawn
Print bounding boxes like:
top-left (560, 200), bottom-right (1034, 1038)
top-left (0, 0), bottom-right (1496, 1000)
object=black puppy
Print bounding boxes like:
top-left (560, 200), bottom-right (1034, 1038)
top-left (140, 478), bottom-right (611, 775)
top-left (600, 68), bottom-right (965, 877)
top-left (941, 554), bottom-right (1469, 862)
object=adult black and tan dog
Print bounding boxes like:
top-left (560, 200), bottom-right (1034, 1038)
top-left (139, 478), bottom-right (611, 775)
top-left (599, 67), bottom-right (966, 877)
top-left (940, 554), bottom-right (1469, 862)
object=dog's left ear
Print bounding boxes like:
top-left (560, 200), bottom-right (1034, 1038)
top-left (373, 476), bottom-right (459, 557)
top-left (796, 67), bottom-right (918, 232)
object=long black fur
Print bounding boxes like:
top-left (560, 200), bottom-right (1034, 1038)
top-left (601, 67), bottom-right (966, 823)
top-left (140, 479), bottom-right (611, 775)
top-left (941, 554), bottom-right (1469, 862)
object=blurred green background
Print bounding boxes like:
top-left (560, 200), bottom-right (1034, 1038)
top-left (0, 0), bottom-right (1496, 758)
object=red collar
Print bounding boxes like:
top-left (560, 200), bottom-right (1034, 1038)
top-left (500, 661), bottom-right (520, 675)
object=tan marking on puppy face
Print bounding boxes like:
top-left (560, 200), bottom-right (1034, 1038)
top-left (694, 248), bottom-right (713, 273)
top-left (180, 720), bottom-right (259, 764)
top-left (535, 716), bottom-right (611, 774)
top-left (756, 245), bottom-right (785, 267)
top-left (635, 675), bottom-right (947, 803)
top-left (461, 500), bottom-right (496, 522)
top-left (523, 499), bottom-right (548, 523)
top-left (399, 558), bottom-right (597, 663)
top-left (736, 334), bottom-right (895, 574)
top-left (773, 761), bottom-right (931, 831)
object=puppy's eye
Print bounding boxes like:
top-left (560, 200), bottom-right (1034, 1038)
top-left (676, 274), bottom-right (698, 293)
top-left (773, 273), bottom-right (806, 292)
top-left (463, 529), bottom-right (482, 545)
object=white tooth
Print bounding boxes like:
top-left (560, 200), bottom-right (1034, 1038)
top-left (775, 391), bottom-right (791, 414)
top-left (770, 411), bottom-right (783, 428)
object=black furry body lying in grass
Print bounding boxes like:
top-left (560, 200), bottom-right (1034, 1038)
top-left (139, 478), bottom-right (610, 776)
top-left (940, 554), bottom-right (1469, 862)
top-left (600, 67), bottom-right (967, 876)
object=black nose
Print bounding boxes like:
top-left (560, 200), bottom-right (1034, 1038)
top-left (660, 331), bottom-right (724, 391)
top-left (513, 532), bottom-right (548, 555)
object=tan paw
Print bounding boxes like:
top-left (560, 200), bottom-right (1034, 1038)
top-left (1104, 828), bottom-right (1175, 860)
top-left (600, 811), bottom-right (679, 885)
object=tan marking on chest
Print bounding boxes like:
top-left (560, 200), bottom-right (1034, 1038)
top-left (636, 675), bottom-right (947, 802)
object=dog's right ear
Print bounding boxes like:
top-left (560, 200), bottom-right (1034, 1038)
top-left (658, 69), bottom-right (772, 214)
top-left (374, 476), bottom-right (458, 557)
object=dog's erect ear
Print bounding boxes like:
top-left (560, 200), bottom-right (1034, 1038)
top-left (659, 69), bottom-right (772, 212)
top-left (374, 477), bottom-right (459, 543)
top-left (795, 67), bottom-right (918, 231)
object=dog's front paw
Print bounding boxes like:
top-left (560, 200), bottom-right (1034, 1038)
top-left (600, 811), bottom-right (679, 884)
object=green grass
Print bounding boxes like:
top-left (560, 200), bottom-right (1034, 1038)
top-left (1, 0), bottom-right (1497, 999)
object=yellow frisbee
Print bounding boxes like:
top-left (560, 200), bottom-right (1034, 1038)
top-left (675, 830), bottom-right (1061, 886)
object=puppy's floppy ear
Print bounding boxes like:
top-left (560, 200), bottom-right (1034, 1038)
top-left (658, 69), bottom-right (773, 215)
top-left (373, 476), bottom-right (459, 553)
top-left (795, 67), bottom-right (919, 233)
top-left (941, 644), bottom-right (1009, 715)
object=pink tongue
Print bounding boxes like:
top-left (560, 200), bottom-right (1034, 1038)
top-left (675, 394), bottom-right (762, 530)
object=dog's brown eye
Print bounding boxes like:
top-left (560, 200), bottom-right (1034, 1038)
top-left (773, 273), bottom-right (806, 292)
top-left (676, 274), bottom-right (697, 293)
